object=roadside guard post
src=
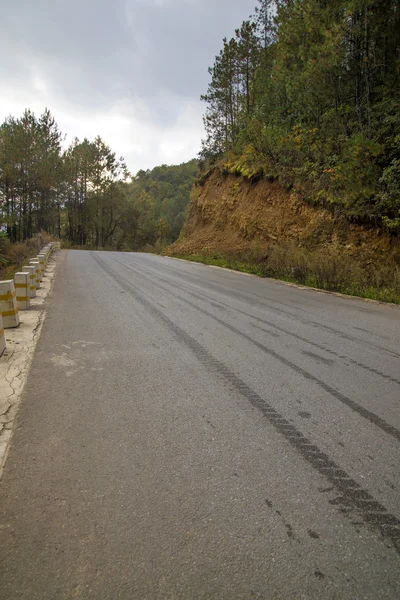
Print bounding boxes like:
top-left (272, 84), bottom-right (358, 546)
top-left (0, 280), bottom-right (20, 328)
top-left (0, 313), bottom-right (5, 357)
top-left (22, 265), bottom-right (37, 298)
top-left (14, 272), bottom-right (30, 310)
top-left (37, 255), bottom-right (46, 279)
top-left (29, 260), bottom-right (40, 288)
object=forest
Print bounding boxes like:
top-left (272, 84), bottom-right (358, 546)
top-left (201, 0), bottom-right (400, 230)
top-left (0, 108), bottom-right (198, 253)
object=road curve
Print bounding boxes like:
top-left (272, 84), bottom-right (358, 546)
top-left (0, 250), bottom-right (399, 599)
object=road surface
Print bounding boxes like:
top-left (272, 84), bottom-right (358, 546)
top-left (1, 250), bottom-right (399, 599)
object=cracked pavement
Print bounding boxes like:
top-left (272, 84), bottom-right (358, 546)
top-left (0, 256), bottom-right (58, 476)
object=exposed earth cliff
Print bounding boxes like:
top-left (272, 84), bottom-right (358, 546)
top-left (167, 169), bottom-right (400, 302)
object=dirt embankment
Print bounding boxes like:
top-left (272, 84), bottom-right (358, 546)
top-left (166, 169), bottom-right (400, 301)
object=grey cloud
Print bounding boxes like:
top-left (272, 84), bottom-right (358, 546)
top-left (1, 0), bottom-right (256, 171)
top-left (3, 0), bottom-right (256, 119)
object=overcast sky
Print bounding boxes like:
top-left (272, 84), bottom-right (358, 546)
top-left (1, 0), bottom-right (257, 175)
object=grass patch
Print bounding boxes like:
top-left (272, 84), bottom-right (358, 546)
top-left (173, 253), bottom-right (266, 277)
top-left (171, 245), bottom-right (400, 304)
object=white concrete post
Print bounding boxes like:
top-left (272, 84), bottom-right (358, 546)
top-left (29, 260), bottom-right (41, 289)
top-left (37, 255), bottom-right (46, 279)
top-left (0, 280), bottom-right (20, 328)
top-left (21, 266), bottom-right (37, 298)
top-left (0, 313), bottom-right (5, 357)
top-left (14, 272), bottom-right (30, 310)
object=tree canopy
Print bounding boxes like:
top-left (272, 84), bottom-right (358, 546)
top-left (201, 0), bottom-right (400, 230)
top-left (0, 109), bottom-right (198, 249)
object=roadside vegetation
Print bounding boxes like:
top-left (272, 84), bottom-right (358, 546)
top-left (0, 230), bottom-right (55, 279)
top-left (172, 246), bottom-right (400, 304)
top-left (0, 108), bottom-right (198, 255)
top-left (167, 0), bottom-right (400, 303)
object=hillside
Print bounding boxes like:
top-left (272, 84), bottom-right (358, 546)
top-left (167, 169), bottom-right (400, 302)
top-left (127, 160), bottom-right (198, 250)
top-left (199, 1), bottom-right (399, 232)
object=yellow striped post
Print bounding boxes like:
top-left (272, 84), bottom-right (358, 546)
top-left (42, 246), bottom-right (50, 262)
top-left (37, 255), bottom-right (46, 279)
top-left (0, 280), bottom-right (20, 328)
top-left (21, 265), bottom-right (37, 298)
top-left (29, 260), bottom-right (41, 288)
top-left (14, 272), bottom-right (30, 310)
top-left (0, 313), bottom-right (5, 357)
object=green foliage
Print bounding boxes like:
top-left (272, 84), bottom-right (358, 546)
top-left (0, 108), bottom-right (198, 251)
top-left (174, 247), bottom-right (400, 304)
top-left (0, 234), bottom-right (46, 279)
top-left (223, 145), bottom-right (264, 179)
top-left (0, 109), bottom-right (63, 241)
top-left (201, 0), bottom-right (400, 229)
top-left (376, 135), bottom-right (400, 231)
top-left (123, 161), bottom-right (198, 250)
top-left (201, 20), bottom-right (261, 156)
top-left (63, 136), bottom-right (129, 248)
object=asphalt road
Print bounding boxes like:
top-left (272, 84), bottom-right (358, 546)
top-left (1, 250), bottom-right (400, 599)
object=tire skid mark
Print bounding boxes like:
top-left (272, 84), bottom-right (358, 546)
top-left (208, 292), bottom-right (400, 387)
top-left (127, 259), bottom-right (400, 388)
top-left (112, 255), bottom-right (400, 442)
top-left (301, 350), bottom-right (334, 365)
top-left (251, 323), bottom-right (281, 338)
top-left (147, 258), bottom-right (400, 360)
top-left (92, 252), bottom-right (400, 553)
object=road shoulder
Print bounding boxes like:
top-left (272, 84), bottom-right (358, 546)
top-left (0, 254), bottom-right (60, 477)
